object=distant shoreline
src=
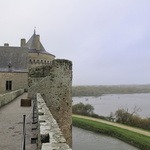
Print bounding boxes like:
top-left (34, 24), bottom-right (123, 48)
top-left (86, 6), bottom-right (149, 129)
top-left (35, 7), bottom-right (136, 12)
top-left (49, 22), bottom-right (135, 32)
top-left (72, 85), bottom-right (150, 97)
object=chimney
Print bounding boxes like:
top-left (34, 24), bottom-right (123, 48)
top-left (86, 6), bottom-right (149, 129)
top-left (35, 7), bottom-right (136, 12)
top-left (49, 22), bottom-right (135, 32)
top-left (4, 43), bottom-right (9, 47)
top-left (21, 39), bottom-right (26, 47)
top-left (36, 35), bottom-right (40, 50)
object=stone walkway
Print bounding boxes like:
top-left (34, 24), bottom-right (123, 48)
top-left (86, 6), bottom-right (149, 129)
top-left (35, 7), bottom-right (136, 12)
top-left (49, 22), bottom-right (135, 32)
top-left (0, 93), bottom-right (37, 150)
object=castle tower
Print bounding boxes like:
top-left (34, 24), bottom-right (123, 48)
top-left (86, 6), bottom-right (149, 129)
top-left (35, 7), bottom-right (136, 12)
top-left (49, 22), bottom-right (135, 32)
top-left (23, 30), bottom-right (55, 69)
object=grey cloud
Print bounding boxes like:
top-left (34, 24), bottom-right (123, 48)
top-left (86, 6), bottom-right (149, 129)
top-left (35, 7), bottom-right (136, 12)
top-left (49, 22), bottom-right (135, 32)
top-left (0, 0), bottom-right (150, 85)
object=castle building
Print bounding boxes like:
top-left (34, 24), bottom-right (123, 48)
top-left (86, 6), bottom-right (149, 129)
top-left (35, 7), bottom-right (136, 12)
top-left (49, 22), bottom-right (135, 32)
top-left (0, 31), bottom-right (72, 147)
top-left (0, 31), bottom-right (55, 94)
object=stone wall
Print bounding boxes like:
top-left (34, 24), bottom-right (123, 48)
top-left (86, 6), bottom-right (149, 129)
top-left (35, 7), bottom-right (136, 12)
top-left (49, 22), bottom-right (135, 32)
top-left (28, 59), bottom-right (72, 147)
top-left (28, 53), bottom-right (55, 69)
top-left (0, 72), bottom-right (28, 94)
top-left (28, 77), bottom-right (43, 87)
top-left (0, 89), bottom-right (24, 107)
top-left (37, 93), bottom-right (72, 150)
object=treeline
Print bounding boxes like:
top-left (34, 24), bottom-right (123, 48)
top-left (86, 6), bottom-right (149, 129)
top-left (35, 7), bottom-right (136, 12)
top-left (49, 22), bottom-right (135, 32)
top-left (115, 108), bottom-right (150, 130)
top-left (72, 85), bottom-right (150, 97)
top-left (72, 103), bottom-right (106, 120)
top-left (72, 103), bottom-right (150, 131)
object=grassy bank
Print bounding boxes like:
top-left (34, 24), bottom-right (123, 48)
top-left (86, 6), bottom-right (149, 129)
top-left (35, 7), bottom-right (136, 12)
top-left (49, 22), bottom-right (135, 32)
top-left (73, 117), bottom-right (150, 150)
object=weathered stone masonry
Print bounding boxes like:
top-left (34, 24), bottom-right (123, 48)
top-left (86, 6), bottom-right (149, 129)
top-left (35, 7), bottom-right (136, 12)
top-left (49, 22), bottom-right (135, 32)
top-left (37, 93), bottom-right (71, 150)
top-left (28, 59), bottom-right (72, 147)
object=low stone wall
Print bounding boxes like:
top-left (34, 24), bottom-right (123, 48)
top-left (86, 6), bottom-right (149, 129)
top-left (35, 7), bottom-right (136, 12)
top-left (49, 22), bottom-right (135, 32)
top-left (0, 89), bottom-right (24, 107)
top-left (37, 93), bottom-right (72, 150)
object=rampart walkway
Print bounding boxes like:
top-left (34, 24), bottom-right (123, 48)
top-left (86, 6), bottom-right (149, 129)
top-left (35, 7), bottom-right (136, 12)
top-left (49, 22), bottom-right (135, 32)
top-left (0, 93), bottom-right (37, 150)
top-left (73, 115), bottom-right (150, 137)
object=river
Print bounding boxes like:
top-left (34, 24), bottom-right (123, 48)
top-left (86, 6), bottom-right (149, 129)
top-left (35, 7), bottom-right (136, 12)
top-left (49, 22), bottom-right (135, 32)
top-left (72, 93), bottom-right (150, 118)
top-left (72, 93), bottom-right (149, 149)
top-left (73, 126), bottom-right (140, 150)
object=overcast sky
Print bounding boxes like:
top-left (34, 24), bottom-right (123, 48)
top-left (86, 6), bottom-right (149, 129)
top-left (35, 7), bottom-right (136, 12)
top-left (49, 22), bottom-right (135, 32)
top-left (0, 0), bottom-right (150, 86)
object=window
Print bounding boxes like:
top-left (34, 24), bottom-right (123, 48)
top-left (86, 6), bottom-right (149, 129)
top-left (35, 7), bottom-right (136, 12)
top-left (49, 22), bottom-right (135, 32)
top-left (6, 81), bottom-right (12, 91)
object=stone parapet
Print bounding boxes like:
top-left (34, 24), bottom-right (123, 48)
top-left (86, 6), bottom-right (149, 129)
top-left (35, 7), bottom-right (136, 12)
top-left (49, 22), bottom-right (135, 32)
top-left (37, 93), bottom-right (72, 150)
top-left (0, 89), bottom-right (24, 107)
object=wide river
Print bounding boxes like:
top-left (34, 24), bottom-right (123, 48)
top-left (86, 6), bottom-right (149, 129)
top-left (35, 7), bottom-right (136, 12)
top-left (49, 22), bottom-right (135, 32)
top-left (72, 93), bottom-right (150, 150)
top-left (72, 93), bottom-right (150, 118)
top-left (73, 127), bottom-right (140, 150)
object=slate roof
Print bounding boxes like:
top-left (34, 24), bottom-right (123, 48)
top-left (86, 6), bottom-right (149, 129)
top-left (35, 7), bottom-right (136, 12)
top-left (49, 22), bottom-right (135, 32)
top-left (25, 32), bottom-right (55, 56)
top-left (0, 47), bottom-right (28, 73)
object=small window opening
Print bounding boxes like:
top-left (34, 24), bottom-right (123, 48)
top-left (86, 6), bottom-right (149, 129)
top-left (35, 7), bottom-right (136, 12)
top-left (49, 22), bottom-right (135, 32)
top-left (6, 81), bottom-right (12, 91)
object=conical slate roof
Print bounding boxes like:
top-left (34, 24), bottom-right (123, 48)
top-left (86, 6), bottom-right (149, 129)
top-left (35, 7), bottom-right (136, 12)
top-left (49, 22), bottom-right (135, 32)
top-left (25, 31), bottom-right (54, 55)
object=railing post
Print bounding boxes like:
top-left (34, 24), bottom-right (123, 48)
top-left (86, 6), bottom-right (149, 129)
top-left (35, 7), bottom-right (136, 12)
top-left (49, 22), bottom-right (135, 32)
top-left (32, 94), bottom-right (37, 124)
top-left (23, 115), bottom-right (26, 150)
top-left (33, 97), bottom-right (35, 123)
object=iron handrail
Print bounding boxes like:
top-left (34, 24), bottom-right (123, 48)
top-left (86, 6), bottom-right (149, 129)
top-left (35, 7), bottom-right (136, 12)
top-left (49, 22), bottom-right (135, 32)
top-left (21, 94), bottom-right (37, 150)
top-left (22, 115), bottom-right (26, 150)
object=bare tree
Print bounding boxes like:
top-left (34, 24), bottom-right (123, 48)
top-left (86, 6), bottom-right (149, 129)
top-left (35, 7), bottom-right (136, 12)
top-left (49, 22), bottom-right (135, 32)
top-left (115, 106), bottom-right (141, 124)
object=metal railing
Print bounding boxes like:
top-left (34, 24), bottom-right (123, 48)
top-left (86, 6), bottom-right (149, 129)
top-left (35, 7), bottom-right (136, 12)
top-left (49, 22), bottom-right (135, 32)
top-left (32, 95), bottom-right (37, 124)
top-left (21, 94), bottom-right (37, 150)
top-left (22, 115), bottom-right (26, 150)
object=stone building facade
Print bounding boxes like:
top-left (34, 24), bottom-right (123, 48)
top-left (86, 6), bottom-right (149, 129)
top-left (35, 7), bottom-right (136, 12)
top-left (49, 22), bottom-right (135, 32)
top-left (0, 31), bottom-right (55, 94)
top-left (0, 47), bottom-right (28, 94)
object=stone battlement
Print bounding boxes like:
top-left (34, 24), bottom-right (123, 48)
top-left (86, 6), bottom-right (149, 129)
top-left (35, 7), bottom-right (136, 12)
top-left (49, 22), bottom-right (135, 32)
top-left (37, 93), bottom-right (72, 150)
top-left (29, 59), bottom-right (72, 78)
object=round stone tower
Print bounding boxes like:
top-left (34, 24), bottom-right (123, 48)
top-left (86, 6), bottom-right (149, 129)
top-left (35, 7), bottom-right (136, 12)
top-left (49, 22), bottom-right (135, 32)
top-left (21, 30), bottom-right (55, 69)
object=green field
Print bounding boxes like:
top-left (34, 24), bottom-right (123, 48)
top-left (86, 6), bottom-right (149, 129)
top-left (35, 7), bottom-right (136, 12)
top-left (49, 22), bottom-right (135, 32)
top-left (73, 117), bottom-right (150, 150)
